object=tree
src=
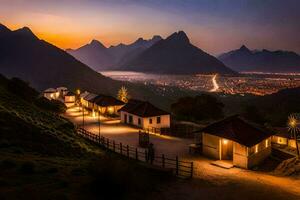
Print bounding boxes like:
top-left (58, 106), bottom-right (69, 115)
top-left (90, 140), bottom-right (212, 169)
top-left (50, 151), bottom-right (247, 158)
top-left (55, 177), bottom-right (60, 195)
top-left (118, 86), bottom-right (129, 103)
top-left (171, 94), bottom-right (224, 121)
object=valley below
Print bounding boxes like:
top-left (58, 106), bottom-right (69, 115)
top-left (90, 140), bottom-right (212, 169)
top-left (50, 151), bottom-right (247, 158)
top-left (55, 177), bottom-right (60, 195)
top-left (101, 71), bottom-right (300, 96)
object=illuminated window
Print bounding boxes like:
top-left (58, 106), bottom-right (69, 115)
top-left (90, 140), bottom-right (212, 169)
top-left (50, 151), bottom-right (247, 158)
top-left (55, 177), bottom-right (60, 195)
top-left (265, 139), bottom-right (269, 148)
top-left (255, 145), bottom-right (258, 153)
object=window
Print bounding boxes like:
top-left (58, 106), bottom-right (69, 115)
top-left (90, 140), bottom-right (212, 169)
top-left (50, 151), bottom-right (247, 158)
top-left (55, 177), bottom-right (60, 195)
top-left (149, 118), bottom-right (153, 124)
top-left (265, 139), bottom-right (269, 148)
top-left (157, 116), bottom-right (161, 124)
top-left (138, 118), bottom-right (141, 125)
top-left (129, 115), bottom-right (133, 124)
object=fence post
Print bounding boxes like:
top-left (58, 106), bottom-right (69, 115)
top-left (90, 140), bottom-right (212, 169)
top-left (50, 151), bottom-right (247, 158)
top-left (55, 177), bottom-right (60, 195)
top-left (145, 149), bottom-right (147, 162)
top-left (162, 154), bottom-right (165, 168)
top-left (120, 143), bottom-right (123, 155)
top-left (135, 148), bottom-right (138, 160)
top-left (176, 156), bottom-right (179, 176)
top-left (113, 141), bottom-right (115, 152)
top-left (127, 145), bottom-right (129, 158)
top-left (190, 162), bottom-right (193, 178)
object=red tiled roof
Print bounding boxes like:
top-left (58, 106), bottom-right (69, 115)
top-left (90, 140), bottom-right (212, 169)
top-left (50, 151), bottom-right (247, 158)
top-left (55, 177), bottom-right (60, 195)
top-left (198, 115), bottom-right (274, 147)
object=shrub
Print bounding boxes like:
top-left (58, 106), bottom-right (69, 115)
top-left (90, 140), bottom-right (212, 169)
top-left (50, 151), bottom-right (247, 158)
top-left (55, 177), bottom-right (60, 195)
top-left (1, 159), bottom-right (17, 170)
top-left (35, 97), bottom-right (67, 114)
top-left (19, 161), bottom-right (35, 174)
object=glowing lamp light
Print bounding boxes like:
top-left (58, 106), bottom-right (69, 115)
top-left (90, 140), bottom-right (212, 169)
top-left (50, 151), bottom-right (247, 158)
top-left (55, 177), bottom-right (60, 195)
top-left (108, 107), bottom-right (114, 114)
top-left (255, 145), bottom-right (258, 153)
top-left (50, 93), bottom-right (54, 98)
top-left (92, 110), bottom-right (96, 118)
top-left (77, 89), bottom-right (81, 95)
top-left (265, 139), bottom-right (268, 148)
top-left (223, 139), bottom-right (228, 145)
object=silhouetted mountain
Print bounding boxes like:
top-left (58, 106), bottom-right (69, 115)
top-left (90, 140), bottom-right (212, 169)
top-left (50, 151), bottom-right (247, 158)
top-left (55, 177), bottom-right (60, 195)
top-left (219, 45), bottom-right (300, 72)
top-left (67, 40), bottom-right (115, 71)
top-left (0, 24), bottom-right (124, 95)
top-left (120, 31), bottom-right (235, 74)
top-left (67, 35), bottom-right (162, 71)
top-left (0, 24), bottom-right (182, 108)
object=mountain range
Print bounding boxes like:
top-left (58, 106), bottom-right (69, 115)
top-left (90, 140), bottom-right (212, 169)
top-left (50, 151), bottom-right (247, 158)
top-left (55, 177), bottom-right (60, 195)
top-left (218, 45), bottom-right (300, 73)
top-left (67, 35), bottom-right (162, 71)
top-left (120, 31), bottom-right (235, 74)
top-left (0, 23), bottom-right (194, 109)
top-left (68, 31), bottom-right (235, 75)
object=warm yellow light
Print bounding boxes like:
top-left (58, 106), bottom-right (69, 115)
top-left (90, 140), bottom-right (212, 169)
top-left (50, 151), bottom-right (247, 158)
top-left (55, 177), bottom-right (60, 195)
top-left (108, 107), bottom-right (114, 114)
top-left (92, 110), bottom-right (96, 118)
top-left (265, 139), bottom-right (268, 148)
top-left (255, 145), bottom-right (258, 153)
top-left (223, 139), bottom-right (228, 145)
top-left (77, 89), bottom-right (80, 95)
top-left (50, 93), bottom-right (54, 98)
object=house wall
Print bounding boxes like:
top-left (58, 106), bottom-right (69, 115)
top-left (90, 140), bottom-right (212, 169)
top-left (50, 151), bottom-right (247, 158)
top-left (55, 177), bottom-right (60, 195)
top-left (233, 142), bottom-right (248, 168)
top-left (272, 136), bottom-right (288, 145)
top-left (120, 112), bottom-right (170, 129)
top-left (142, 115), bottom-right (170, 129)
top-left (202, 133), bottom-right (220, 160)
top-left (44, 92), bottom-right (59, 100)
top-left (120, 111), bottom-right (143, 128)
top-left (247, 138), bottom-right (272, 168)
top-left (65, 96), bottom-right (75, 103)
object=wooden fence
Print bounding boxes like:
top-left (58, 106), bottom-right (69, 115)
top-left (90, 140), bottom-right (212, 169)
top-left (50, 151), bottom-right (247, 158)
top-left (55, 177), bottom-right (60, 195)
top-left (77, 128), bottom-right (193, 179)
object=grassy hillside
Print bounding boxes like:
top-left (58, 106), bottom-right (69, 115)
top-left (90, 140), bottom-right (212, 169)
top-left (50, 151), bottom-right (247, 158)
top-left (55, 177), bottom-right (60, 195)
top-left (0, 75), bottom-right (171, 199)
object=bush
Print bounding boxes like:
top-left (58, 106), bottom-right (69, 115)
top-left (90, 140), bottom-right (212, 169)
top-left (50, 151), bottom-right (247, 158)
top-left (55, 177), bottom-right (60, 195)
top-left (35, 97), bottom-right (67, 114)
top-left (19, 161), bottom-right (35, 174)
top-left (171, 94), bottom-right (224, 121)
top-left (1, 159), bottom-right (16, 170)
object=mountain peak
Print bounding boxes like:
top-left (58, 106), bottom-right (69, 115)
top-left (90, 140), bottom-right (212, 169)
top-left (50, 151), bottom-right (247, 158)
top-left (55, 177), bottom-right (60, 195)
top-left (90, 39), bottom-right (106, 48)
top-left (167, 31), bottom-right (190, 44)
top-left (239, 45), bottom-right (250, 51)
top-left (0, 23), bottom-right (11, 33)
top-left (14, 27), bottom-right (38, 39)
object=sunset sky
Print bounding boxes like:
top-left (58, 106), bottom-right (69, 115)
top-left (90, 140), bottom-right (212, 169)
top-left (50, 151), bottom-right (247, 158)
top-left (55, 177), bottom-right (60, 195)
top-left (1, 0), bottom-right (299, 55)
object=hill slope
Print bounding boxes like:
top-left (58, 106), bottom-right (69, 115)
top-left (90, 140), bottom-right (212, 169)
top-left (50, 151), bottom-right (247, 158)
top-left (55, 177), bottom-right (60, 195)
top-left (219, 45), bottom-right (300, 72)
top-left (121, 31), bottom-right (235, 75)
top-left (0, 24), bottom-right (123, 95)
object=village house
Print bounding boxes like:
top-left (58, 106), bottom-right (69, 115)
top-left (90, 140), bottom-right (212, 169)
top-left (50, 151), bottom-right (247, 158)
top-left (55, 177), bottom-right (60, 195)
top-left (57, 87), bottom-right (68, 97)
top-left (119, 99), bottom-right (170, 129)
top-left (272, 127), bottom-right (299, 149)
top-left (43, 88), bottom-right (59, 100)
top-left (64, 91), bottom-right (76, 106)
top-left (198, 115), bottom-right (274, 169)
top-left (80, 92), bottom-right (124, 115)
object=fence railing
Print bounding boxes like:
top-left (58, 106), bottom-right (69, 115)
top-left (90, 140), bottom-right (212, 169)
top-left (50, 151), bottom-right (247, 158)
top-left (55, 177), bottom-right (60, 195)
top-left (77, 128), bottom-right (193, 179)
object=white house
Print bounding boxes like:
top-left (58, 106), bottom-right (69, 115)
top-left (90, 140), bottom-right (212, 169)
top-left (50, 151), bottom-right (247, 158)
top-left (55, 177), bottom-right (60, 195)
top-left (43, 88), bottom-right (59, 100)
top-left (198, 115), bottom-right (274, 169)
top-left (64, 91), bottom-right (76, 106)
top-left (119, 99), bottom-right (170, 129)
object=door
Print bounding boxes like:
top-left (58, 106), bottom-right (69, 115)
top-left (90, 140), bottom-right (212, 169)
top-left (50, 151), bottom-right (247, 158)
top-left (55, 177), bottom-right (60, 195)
top-left (124, 114), bottom-right (127, 123)
top-left (221, 139), bottom-right (233, 160)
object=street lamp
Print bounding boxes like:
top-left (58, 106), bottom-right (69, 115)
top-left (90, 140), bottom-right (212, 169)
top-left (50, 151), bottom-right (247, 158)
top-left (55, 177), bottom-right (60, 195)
top-left (288, 114), bottom-right (299, 157)
top-left (98, 110), bottom-right (101, 136)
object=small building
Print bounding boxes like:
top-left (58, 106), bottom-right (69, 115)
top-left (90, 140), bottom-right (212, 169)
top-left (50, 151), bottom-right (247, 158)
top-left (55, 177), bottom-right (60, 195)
top-left (80, 92), bottom-right (124, 115)
top-left (198, 115), bottom-right (274, 169)
top-left (119, 99), bottom-right (170, 129)
top-left (43, 88), bottom-right (59, 100)
top-left (57, 87), bottom-right (68, 97)
top-left (92, 95), bottom-right (124, 115)
top-left (64, 91), bottom-right (76, 106)
top-left (272, 127), bottom-right (298, 149)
